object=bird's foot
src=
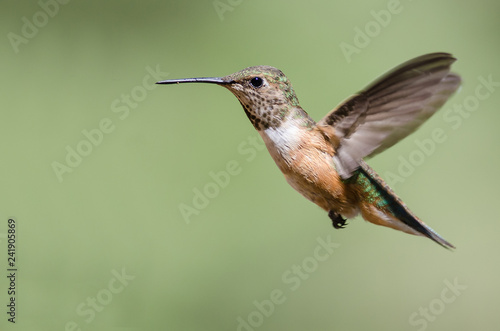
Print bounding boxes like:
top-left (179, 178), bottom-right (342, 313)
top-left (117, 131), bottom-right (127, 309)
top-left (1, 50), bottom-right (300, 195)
top-left (328, 210), bottom-right (347, 229)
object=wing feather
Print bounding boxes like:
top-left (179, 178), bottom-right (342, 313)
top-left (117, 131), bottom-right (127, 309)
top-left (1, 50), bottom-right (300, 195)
top-left (318, 53), bottom-right (461, 178)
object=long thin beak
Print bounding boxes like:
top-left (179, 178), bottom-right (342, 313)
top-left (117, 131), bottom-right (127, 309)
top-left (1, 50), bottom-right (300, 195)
top-left (156, 77), bottom-right (232, 85)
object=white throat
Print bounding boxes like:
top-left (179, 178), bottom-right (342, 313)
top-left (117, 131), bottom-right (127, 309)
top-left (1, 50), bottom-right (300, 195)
top-left (260, 120), bottom-right (303, 157)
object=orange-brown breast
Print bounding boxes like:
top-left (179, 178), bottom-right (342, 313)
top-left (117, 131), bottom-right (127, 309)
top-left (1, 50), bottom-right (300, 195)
top-left (277, 127), bottom-right (358, 216)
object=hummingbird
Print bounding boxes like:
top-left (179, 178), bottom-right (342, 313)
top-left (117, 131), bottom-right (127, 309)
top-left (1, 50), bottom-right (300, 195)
top-left (157, 53), bottom-right (460, 249)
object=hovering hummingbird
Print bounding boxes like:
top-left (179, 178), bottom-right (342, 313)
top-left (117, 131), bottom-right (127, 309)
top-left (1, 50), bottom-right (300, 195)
top-left (157, 53), bottom-right (460, 248)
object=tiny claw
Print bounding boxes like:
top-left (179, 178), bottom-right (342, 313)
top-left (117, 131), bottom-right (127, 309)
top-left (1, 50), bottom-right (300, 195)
top-left (328, 210), bottom-right (348, 229)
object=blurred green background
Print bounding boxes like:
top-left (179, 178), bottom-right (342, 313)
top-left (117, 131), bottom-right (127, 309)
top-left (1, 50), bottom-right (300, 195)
top-left (1, 0), bottom-right (499, 330)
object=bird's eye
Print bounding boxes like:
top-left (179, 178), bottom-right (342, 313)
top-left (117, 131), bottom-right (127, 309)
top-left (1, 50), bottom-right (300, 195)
top-left (250, 77), bottom-right (264, 88)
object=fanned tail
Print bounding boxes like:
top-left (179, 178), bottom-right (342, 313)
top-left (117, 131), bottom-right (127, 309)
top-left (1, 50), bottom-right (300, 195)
top-left (354, 161), bottom-right (454, 249)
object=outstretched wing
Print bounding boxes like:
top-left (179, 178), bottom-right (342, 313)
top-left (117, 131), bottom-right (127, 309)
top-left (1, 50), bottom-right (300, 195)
top-left (317, 53), bottom-right (461, 179)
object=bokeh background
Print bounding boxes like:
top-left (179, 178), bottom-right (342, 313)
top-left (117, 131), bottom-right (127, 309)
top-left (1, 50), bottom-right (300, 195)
top-left (1, 0), bottom-right (499, 330)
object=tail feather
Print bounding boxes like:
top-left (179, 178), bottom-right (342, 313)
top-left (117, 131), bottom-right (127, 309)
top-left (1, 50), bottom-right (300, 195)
top-left (356, 160), bottom-right (454, 249)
